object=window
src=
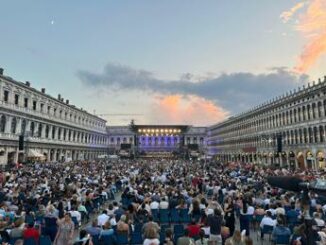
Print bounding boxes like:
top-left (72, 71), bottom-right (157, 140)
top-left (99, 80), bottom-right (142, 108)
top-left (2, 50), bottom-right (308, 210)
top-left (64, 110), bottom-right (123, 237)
top-left (32, 100), bottom-right (37, 110)
top-left (24, 98), bottom-right (28, 108)
top-left (40, 103), bottom-right (44, 112)
top-left (3, 90), bottom-right (9, 102)
top-left (0, 115), bottom-right (6, 132)
top-left (14, 94), bottom-right (19, 105)
top-left (48, 106), bottom-right (51, 114)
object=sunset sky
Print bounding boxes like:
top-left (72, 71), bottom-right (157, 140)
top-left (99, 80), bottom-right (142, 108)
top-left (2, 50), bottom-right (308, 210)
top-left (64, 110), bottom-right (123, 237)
top-left (1, 0), bottom-right (326, 126)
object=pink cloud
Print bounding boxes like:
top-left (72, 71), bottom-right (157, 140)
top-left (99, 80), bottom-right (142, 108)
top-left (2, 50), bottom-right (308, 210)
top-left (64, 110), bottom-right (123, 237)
top-left (149, 94), bottom-right (229, 126)
top-left (290, 0), bottom-right (326, 73)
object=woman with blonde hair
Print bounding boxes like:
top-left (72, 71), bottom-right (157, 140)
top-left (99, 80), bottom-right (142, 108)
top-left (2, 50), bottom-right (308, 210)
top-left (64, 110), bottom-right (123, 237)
top-left (143, 226), bottom-right (160, 245)
top-left (225, 230), bottom-right (244, 245)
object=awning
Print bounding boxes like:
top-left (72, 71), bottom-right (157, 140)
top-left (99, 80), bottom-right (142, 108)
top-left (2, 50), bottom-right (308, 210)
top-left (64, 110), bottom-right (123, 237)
top-left (98, 154), bottom-right (108, 159)
top-left (28, 150), bottom-right (45, 159)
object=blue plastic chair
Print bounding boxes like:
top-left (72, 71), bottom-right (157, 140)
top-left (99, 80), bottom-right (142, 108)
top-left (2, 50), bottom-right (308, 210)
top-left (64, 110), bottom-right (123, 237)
top-left (179, 209), bottom-right (191, 223)
top-left (71, 216), bottom-right (79, 228)
top-left (39, 236), bottom-right (52, 245)
top-left (101, 234), bottom-right (116, 245)
top-left (9, 238), bottom-right (20, 245)
top-left (160, 209), bottom-right (170, 223)
top-left (151, 209), bottom-right (159, 222)
top-left (170, 209), bottom-right (180, 223)
top-left (160, 230), bottom-right (166, 244)
top-left (92, 235), bottom-right (100, 245)
top-left (274, 234), bottom-right (290, 244)
top-left (173, 224), bottom-right (185, 236)
top-left (116, 233), bottom-right (128, 245)
top-left (130, 232), bottom-right (143, 244)
top-left (23, 238), bottom-right (37, 245)
top-left (258, 225), bottom-right (274, 241)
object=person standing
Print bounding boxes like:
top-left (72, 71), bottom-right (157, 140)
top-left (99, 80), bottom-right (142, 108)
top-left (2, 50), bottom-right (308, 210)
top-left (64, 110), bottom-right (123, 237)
top-left (224, 198), bottom-right (235, 237)
top-left (54, 213), bottom-right (75, 245)
top-left (207, 208), bottom-right (222, 245)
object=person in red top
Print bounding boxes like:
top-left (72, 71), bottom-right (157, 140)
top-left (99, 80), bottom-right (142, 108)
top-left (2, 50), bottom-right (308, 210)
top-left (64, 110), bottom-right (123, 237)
top-left (23, 222), bottom-right (40, 242)
top-left (187, 219), bottom-right (201, 238)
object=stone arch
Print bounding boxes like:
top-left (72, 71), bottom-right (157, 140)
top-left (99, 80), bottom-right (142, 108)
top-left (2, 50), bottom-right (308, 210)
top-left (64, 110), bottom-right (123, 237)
top-left (297, 151), bottom-right (305, 170)
top-left (316, 151), bottom-right (325, 169)
top-left (306, 150), bottom-right (313, 169)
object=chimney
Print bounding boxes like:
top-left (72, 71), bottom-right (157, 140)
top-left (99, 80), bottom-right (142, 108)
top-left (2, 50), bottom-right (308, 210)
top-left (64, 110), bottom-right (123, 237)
top-left (66, 99), bottom-right (69, 105)
top-left (41, 88), bottom-right (46, 93)
top-left (0, 68), bottom-right (3, 75)
top-left (25, 81), bottom-right (30, 87)
top-left (58, 94), bottom-right (61, 100)
top-left (61, 98), bottom-right (64, 102)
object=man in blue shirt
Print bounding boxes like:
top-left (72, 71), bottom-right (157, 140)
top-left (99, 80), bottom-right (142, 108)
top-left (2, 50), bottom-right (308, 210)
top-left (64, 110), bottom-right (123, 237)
top-left (272, 218), bottom-right (291, 242)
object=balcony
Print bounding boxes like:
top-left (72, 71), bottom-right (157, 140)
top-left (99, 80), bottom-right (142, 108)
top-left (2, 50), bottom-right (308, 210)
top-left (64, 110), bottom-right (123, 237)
top-left (0, 101), bottom-right (106, 134)
top-left (0, 132), bottom-right (108, 148)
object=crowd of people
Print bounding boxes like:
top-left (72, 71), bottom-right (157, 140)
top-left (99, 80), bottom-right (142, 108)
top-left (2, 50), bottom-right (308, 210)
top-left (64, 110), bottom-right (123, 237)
top-left (0, 158), bottom-right (325, 245)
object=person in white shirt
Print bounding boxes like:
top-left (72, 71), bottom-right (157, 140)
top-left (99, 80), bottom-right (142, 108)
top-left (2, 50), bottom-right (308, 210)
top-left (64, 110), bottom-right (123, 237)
top-left (97, 210), bottom-right (110, 227)
top-left (275, 203), bottom-right (285, 216)
top-left (69, 210), bottom-right (82, 225)
top-left (260, 211), bottom-right (276, 239)
top-left (247, 205), bottom-right (255, 215)
top-left (159, 197), bottom-right (169, 209)
top-left (150, 200), bottom-right (159, 210)
top-left (313, 212), bottom-right (325, 227)
top-left (260, 211), bottom-right (276, 228)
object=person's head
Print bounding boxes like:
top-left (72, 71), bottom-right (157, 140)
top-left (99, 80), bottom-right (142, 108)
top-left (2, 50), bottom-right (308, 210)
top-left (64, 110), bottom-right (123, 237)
top-left (199, 229), bottom-right (205, 239)
top-left (27, 222), bottom-right (34, 229)
top-left (214, 208), bottom-right (221, 216)
top-left (108, 204), bottom-right (113, 210)
top-left (64, 212), bottom-right (72, 222)
top-left (120, 215), bottom-right (127, 222)
top-left (148, 216), bottom-right (153, 222)
top-left (232, 230), bottom-right (241, 242)
top-left (244, 237), bottom-right (253, 245)
top-left (92, 219), bottom-right (98, 227)
top-left (103, 221), bottom-right (111, 229)
top-left (165, 228), bottom-right (173, 239)
top-left (266, 211), bottom-right (272, 217)
top-left (102, 210), bottom-right (108, 215)
top-left (277, 218), bottom-right (285, 226)
top-left (79, 229), bottom-right (88, 239)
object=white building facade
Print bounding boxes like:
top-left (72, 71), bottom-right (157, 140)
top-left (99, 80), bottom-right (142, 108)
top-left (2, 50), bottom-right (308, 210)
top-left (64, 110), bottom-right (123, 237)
top-left (107, 125), bottom-right (207, 154)
top-left (208, 76), bottom-right (326, 170)
top-left (0, 68), bottom-right (108, 164)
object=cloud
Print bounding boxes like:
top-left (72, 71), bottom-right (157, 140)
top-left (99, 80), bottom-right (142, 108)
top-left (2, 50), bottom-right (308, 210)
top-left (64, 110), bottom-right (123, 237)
top-left (78, 63), bottom-right (308, 114)
top-left (294, 0), bottom-right (326, 73)
top-left (149, 95), bottom-right (229, 126)
top-left (280, 2), bottom-right (306, 23)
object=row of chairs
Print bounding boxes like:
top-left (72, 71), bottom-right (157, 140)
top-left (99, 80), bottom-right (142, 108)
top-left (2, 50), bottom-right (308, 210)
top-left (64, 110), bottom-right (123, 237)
top-left (91, 224), bottom-right (188, 245)
top-left (151, 209), bottom-right (198, 224)
top-left (6, 235), bottom-right (52, 245)
top-left (257, 225), bottom-right (290, 245)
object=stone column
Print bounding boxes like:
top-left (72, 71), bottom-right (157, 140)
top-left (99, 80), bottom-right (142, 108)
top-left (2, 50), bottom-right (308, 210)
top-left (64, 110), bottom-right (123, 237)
top-left (5, 115), bottom-right (12, 134)
top-left (34, 122), bottom-right (39, 137)
top-left (41, 124), bottom-right (46, 138)
top-left (16, 118), bottom-right (22, 135)
top-left (48, 125), bottom-right (53, 139)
